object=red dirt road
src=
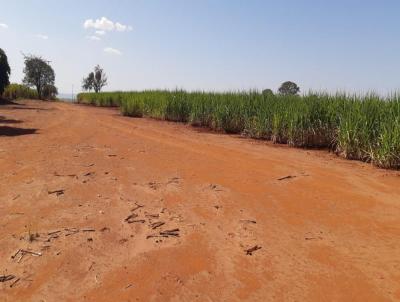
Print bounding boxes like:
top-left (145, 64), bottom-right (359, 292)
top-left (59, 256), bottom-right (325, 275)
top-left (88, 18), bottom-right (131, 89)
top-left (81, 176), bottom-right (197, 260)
top-left (1, 100), bottom-right (400, 301)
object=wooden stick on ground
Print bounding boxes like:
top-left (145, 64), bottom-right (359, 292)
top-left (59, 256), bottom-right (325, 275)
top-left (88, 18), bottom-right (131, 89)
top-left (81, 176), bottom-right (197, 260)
top-left (245, 245), bottom-right (262, 255)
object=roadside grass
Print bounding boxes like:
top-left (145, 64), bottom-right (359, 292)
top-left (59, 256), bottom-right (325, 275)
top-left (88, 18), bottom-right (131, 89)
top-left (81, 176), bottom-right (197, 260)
top-left (77, 90), bottom-right (400, 169)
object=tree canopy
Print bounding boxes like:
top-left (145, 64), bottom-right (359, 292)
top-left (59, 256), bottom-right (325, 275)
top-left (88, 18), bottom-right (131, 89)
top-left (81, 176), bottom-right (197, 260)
top-left (262, 89), bottom-right (274, 96)
top-left (22, 55), bottom-right (56, 99)
top-left (0, 48), bottom-right (11, 95)
top-left (82, 65), bottom-right (108, 93)
top-left (278, 81), bottom-right (300, 95)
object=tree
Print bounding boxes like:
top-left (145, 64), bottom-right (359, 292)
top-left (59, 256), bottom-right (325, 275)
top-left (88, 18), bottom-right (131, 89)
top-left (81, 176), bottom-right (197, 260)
top-left (0, 48), bottom-right (11, 95)
top-left (22, 55), bottom-right (56, 99)
top-left (262, 89), bottom-right (274, 96)
top-left (82, 65), bottom-right (107, 93)
top-left (278, 81), bottom-right (300, 95)
top-left (42, 84), bottom-right (58, 100)
top-left (82, 72), bottom-right (95, 91)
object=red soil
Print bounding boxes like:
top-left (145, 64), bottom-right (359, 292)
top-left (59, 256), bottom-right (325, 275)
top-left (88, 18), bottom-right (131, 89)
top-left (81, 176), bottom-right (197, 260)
top-left (1, 100), bottom-right (400, 301)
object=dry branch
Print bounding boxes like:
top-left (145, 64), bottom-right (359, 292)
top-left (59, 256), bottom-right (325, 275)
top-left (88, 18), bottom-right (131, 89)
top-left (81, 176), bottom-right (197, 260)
top-left (277, 175), bottom-right (296, 181)
top-left (245, 245), bottom-right (262, 255)
top-left (0, 275), bottom-right (15, 283)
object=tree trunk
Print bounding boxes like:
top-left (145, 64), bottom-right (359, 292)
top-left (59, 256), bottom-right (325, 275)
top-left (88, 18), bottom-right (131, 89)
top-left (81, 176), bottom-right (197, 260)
top-left (36, 86), bottom-right (42, 100)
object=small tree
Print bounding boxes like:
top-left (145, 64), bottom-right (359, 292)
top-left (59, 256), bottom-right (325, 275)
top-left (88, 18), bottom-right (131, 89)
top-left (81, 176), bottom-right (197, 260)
top-left (262, 89), bottom-right (274, 97)
top-left (42, 84), bottom-right (58, 100)
top-left (0, 48), bottom-right (11, 95)
top-left (82, 72), bottom-right (95, 91)
top-left (82, 65), bottom-right (107, 93)
top-left (22, 54), bottom-right (56, 99)
top-left (278, 81), bottom-right (300, 95)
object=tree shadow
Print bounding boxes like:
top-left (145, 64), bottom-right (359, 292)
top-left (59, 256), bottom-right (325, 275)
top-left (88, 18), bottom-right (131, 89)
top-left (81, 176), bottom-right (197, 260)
top-left (0, 126), bottom-right (37, 137)
top-left (0, 116), bottom-right (23, 124)
top-left (0, 99), bottom-right (23, 106)
top-left (6, 106), bottom-right (51, 111)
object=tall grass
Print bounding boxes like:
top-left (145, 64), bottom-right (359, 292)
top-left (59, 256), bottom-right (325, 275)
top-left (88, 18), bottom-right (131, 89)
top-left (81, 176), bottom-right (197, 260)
top-left (77, 90), bottom-right (400, 169)
top-left (2, 83), bottom-right (38, 100)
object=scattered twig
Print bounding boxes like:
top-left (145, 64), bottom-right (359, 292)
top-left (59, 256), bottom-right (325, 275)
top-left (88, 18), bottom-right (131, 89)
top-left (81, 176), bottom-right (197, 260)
top-left (131, 204), bottom-right (143, 212)
top-left (0, 275), bottom-right (15, 283)
top-left (240, 219), bottom-right (257, 224)
top-left (245, 245), bottom-right (262, 255)
top-left (54, 172), bottom-right (77, 178)
top-left (88, 262), bottom-right (95, 271)
top-left (11, 249), bottom-right (21, 259)
top-left (125, 213), bottom-right (138, 223)
top-left (146, 234), bottom-right (168, 239)
top-left (160, 229), bottom-right (180, 237)
top-left (83, 172), bottom-right (95, 177)
top-left (146, 214), bottom-right (160, 219)
top-left (305, 236), bottom-right (322, 241)
top-left (48, 189), bottom-right (65, 196)
top-left (130, 220), bottom-right (146, 224)
top-left (9, 277), bottom-right (20, 288)
top-left (48, 230), bottom-right (61, 236)
top-left (12, 194), bottom-right (20, 200)
top-left (20, 250), bottom-right (42, 256)
top-left (82, 228), bottom-right (96, 232)
top-left (277, 175), bottom-right (296, 181)
top-left (65, 228), bottom-right (79, 236)
top-left (150, 221), bottom-right (165, 230)
top-left (12, 249), bottom-right (42, 263)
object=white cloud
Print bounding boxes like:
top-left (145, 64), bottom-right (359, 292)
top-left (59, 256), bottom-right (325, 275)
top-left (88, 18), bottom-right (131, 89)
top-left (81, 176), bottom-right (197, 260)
top-left (0, 23), bottom-right (8, 29)
top-left (36, 34), bottom-right (48, 40)
top-left (115, 22), bottom-right (133, 32)
top-left (95, 30), bottom-right (106, 36)
top-left (83, 17), bottom-right (132, 32)
top-left (87, 35), bottom-right (101, 41)
top-left (104, 47), bottom-right (122, 56)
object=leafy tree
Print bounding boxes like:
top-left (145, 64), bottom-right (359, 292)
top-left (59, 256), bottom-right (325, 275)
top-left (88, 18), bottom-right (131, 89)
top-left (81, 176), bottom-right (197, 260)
top-left (278, 81), bottom-right (300, 95)
top-left (22, 55), bottom-right (56, 99)
top-left (42, 84), bottom-right (58, 100)
top-left (262, 89), bottom-right (274, 96)
top-left (82, 65), bottom-right (107, 93)
top-left (82, 72), bottom-right (95, 91)
top-left (0, 48), bottom-right (11, 95)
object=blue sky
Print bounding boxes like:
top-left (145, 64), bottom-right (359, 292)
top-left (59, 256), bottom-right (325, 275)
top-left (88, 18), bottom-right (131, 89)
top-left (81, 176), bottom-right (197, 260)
top-left (1, 0), bottom-right (400, 94)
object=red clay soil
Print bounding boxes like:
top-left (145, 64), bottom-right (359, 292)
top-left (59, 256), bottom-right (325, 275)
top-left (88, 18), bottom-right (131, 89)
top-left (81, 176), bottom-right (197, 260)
top-left (1, 100), bottom-right (400, 301)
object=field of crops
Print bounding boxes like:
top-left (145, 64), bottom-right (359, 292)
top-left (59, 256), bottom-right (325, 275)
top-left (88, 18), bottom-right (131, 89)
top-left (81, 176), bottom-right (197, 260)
top-left (2, 83), bottom-right (38, 100)
top-left (77, 91), bottom-right (400, 169)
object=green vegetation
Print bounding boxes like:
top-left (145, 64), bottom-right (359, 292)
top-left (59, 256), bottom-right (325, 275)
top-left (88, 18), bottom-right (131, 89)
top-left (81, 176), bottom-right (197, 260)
top-left (2, 83), bottom-right (39, 100)
top-left (278, 81), bottom-right (300, 95)
top-left (22, 54), bottom-right (56, 100)
top-left (0, 48), bottom-right (11, 96)
top-left (82, 65), bottom-right (108, 93)
top-left (77, 90), bottom-right (400, 169)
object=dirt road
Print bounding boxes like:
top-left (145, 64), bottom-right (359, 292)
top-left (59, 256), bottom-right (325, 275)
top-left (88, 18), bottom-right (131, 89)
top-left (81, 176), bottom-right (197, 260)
top-left (1, 100), bottom-right (400, 301)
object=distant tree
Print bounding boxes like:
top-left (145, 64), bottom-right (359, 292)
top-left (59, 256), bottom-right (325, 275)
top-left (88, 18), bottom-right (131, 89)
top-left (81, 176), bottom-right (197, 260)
top-left (22, 54), bottom-right (56, 99)
top-left (0, 48), bottom-right (11, 95)
top-left (82, 65), bottom-right (107, 93)
top-left (262, 89), bottom-right (274, 96)
top-left (42, 84), bottom-right (58, 100)
top-left (278, 81), bottom-right (300, 95)
top-left (82, 72), bottom-right (95, 91)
